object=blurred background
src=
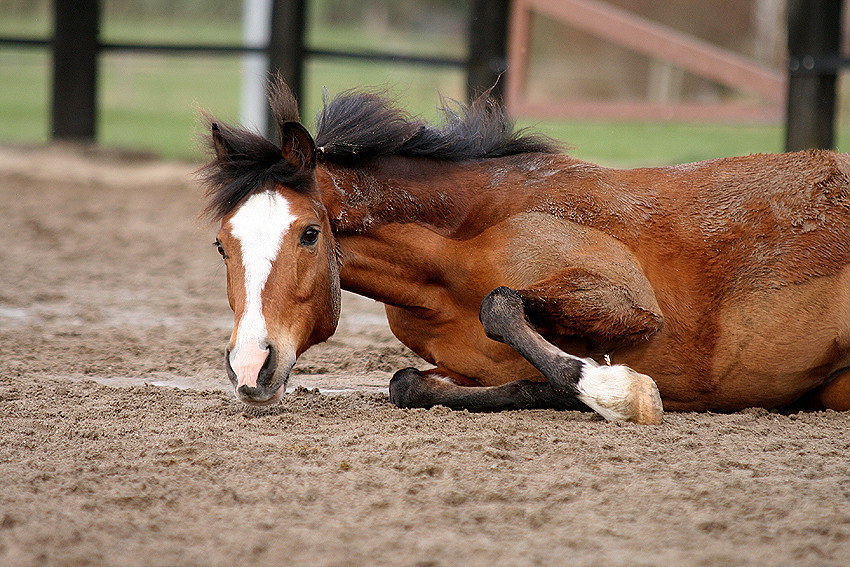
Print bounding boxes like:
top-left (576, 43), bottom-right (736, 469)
top-left (1, 0), bottom-right (848, 166)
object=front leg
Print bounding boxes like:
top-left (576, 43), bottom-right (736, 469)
top-left (389, 367), bottom-right (586, 412)
top-left (479, 286), bottom-right (663, 424)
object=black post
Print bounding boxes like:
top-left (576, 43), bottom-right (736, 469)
top-left (52, 0), bottom-right (100, 141)
top-left (268, 0), bottom-right (307, 137)
top-left (784, 0), bottom-right (843, 151)
top-left (466, 0), bottom-right (510, 102)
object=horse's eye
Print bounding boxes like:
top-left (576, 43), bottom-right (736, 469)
top-left (300, 226), bottom-right (320, 247)
top-left (214, 240), bottom-right (227, 260)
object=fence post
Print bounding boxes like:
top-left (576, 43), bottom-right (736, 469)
top-left (267, 0), bottom-right (307, 136)
top-left (467, 0), bottom-right (511, 101)
top-left (241, 0), bottom-right (273, 137)
top-left (784, 0), bottom-right (843, 151)
top-left (52, 0), bottom-right (100, 141)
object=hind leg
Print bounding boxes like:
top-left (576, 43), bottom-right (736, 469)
top-left (389, 367), bottom-right (586, 412)
top-left (811, 368), bottom-right (850, 411)
top-left (478, 286), bottom-right (663, 424)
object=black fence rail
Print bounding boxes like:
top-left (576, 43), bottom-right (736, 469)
top-left (0, 0), bottom-right (508, 143)
top-left (1, 0), bottom-right (847, 152)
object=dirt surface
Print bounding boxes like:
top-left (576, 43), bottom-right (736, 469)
top-left (2, 144), bottom-right (850, 566)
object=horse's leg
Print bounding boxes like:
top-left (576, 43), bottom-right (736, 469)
top-left (478, 286), bottom-right (663, 424)
top-left (810, 367), bottom-right (850, 411)
top-left (389, 368), bottom-right (586, 412)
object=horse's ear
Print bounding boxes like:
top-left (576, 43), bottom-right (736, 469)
top-left (280, 121), bottom-right (316, 170)
top-left (211, 122), bottom-right (234, 161)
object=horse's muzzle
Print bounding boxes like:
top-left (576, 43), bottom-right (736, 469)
top-left (225, 344), bottom-right (286, 405)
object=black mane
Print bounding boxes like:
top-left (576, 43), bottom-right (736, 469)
top-left (200, 81), bottom-right (314, 220)
top-left (202, 81), bottom-right (561, 220)
top-left (314, 89), bottom-right (561, 162)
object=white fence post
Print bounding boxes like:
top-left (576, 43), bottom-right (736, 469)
top-left (241, 0), bottom-right (273, 136)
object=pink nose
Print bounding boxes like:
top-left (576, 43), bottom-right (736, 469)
top-left (230, 342), bottom-right (270, 389)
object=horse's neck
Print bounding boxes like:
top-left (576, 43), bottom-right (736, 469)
top-left (315, 158), bottom-right (486, 305)
top-left (315, 155), bottom-right (634, 306)
top-left (317, 155), bottom-right (590, 237)
top-left (317, 159), bottom-right (482, 237)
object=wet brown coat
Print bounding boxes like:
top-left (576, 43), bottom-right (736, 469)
top-left (317, 150), bottom-right (850, 411)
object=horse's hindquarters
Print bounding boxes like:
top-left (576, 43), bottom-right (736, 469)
top-left (643, 267), bottom-right (850, 411)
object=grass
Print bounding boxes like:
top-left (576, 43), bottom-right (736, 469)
top-left (529, 121), bottom-right (790, 167)
top-left (98, 53), bottom-right (242, 158)
top-left (1, 13), bottom-right (848, 166)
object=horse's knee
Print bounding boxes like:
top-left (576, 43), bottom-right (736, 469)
top-left (479, 286), bottom-right (525, 342)
top-left (389, 367), bottom-right (429, 408)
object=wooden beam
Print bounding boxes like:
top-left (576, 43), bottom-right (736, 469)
top-left (511, 99), bottom-right (783, 123)
top-left (505, 0), bottom-right (533, 112)
top-left (523, 0), bottom-right (785, 103)
top-left (52, 0), bottom-right (100, 141)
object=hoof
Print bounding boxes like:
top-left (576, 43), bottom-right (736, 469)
top-left (626, 370), bottom-right (664, 425)
top-left (576, 363), bottom-right (663, 425)
top-left (389, 367), bottom-right (424, 408)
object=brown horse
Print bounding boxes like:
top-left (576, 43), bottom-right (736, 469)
top-left (201, 80), bottom-right (850, 424)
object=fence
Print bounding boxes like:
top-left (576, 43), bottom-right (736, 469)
top-left (505, 0), bottom-right (786, 122)
top-left (1, 0), bottom-right (509, 142)
top-left (504, 0), bottom-right (847, 151)
top-left (0, 0), bottom-right (847, 151)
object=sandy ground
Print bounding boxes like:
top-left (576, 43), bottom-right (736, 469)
top-left (1, 144), bottom-right (849, 566)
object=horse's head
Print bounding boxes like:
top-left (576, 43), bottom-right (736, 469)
top-left (205, 118), bottom-right (341, 406)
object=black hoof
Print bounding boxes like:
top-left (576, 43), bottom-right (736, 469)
top-left (389, 367), bottom-right (428, 408)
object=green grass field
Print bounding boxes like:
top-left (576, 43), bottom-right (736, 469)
top-left (1, 13), bottom-right (848, 167)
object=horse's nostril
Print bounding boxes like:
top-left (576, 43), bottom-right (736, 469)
top-left (225, 347), bottom-right (236, 380)
top-left (225, 344), bottom-right (274, 385)
top-left (257, 344), bottom-right (277, 386)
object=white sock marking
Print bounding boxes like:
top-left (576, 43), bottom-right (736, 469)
top-left (575, 358), bottom-right (634, 421)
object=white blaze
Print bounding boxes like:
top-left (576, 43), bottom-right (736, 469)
top-left (228, 191), bottom-right (296, 387)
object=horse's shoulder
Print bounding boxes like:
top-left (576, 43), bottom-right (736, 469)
top-left (496, 211), bottom-right (649, 290)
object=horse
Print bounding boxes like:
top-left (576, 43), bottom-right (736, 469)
top-left (200, 79), bottom-right (850, 424)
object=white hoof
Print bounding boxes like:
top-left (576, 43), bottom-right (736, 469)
top-left (576, 361), bottom-right (663, 425)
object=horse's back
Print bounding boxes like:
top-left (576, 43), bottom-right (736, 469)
top-left (628, 149), bottom-right (850, 286)
top-left (833, 150), bottom-right (850, 176)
